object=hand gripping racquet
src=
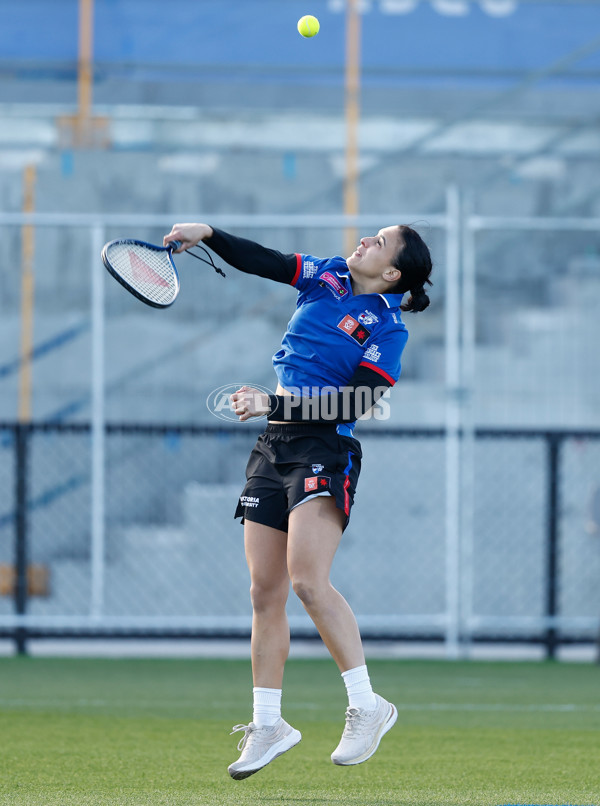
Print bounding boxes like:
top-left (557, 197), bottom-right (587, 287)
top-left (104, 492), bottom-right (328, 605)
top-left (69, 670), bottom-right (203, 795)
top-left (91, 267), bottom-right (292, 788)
top-left (101, 239), bottom-right (226, 308)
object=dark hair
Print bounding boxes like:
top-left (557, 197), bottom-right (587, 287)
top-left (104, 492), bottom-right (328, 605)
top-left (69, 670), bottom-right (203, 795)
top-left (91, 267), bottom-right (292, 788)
top-left (391, 225), bottom-right (433, 313)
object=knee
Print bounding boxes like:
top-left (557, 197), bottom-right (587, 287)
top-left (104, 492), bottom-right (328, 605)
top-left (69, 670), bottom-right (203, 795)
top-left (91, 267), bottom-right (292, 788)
top-left (250, 579), bottom-right (289, 613)
top-left (291, 577), bottom-right (324, 609)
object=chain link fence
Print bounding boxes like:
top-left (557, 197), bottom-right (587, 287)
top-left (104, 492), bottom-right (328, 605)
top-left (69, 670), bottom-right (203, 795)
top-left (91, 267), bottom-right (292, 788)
top-left (1, 211), bottom-right (600, 656)
top-left (1, 422), bottom-right (599, 656)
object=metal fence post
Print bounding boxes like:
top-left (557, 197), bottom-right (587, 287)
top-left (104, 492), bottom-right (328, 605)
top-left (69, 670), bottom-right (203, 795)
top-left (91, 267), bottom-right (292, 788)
top-left (545, 432), bottom-right (560, 659)
top-left (444, 185), bottom-right (462, 658)
top-left (90, 223), bottom-right (106, 619)
top-left (14, 424), bottom-right (29, 655)
top-left (460, 193), bottom-right (477, 657)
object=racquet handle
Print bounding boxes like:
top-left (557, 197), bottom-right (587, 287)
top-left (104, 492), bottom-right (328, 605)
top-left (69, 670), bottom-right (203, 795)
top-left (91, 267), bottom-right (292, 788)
top-left (167, 240), bottom-right (182, 251)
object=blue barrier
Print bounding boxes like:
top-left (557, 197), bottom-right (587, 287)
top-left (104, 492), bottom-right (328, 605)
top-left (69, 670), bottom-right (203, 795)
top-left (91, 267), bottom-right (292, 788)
top-left (1, 1), bottom-right (599, 83)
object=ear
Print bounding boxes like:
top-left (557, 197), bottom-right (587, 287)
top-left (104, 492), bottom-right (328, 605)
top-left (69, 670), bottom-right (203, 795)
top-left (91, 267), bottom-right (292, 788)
top-left (382, 268), bottom-right (401, 285)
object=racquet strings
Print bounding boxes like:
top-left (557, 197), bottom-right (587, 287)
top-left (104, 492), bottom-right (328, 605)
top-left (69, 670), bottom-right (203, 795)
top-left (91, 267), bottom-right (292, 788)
top-left (106, 242), bottom-right (179, 306)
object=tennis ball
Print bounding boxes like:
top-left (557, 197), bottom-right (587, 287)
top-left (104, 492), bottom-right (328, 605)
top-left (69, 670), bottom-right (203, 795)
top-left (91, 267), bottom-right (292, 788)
top-left (297, 14), bottom-right (320, 38)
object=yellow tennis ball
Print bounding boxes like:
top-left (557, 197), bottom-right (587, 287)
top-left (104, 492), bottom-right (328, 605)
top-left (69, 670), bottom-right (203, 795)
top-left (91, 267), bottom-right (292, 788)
top-left (297, 15), bottom-right (320, 38)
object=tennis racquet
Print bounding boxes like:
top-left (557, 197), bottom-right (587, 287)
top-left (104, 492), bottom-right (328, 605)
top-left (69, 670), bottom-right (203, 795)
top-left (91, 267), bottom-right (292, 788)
top-left (101, 238), bottom-right (226, 308)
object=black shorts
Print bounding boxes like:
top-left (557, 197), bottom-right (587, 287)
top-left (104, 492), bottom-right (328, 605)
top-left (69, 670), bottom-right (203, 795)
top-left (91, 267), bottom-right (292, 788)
top-left (234, 423), bottom-right (362, 533)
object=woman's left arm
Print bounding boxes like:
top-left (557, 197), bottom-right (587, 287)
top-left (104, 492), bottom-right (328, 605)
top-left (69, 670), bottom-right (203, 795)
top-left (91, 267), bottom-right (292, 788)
top-left (165, 224), bottom-right (298, 283)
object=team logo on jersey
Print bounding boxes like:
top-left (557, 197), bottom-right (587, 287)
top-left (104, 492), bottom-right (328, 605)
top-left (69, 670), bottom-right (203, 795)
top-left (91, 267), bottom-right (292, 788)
top-left (319, 271), bottom-right (348, 299)
top-left (311, 463), bottom-right (324, 474)
top-left (304, 476), bottom-right (331, 492)
top-left (337, 314), bottom-right (371, 345)
top-left (358, 310), bottom-right (379, 325)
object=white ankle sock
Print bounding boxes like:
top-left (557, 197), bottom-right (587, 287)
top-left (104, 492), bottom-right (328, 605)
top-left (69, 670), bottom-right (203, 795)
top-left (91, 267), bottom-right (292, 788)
top-left (342, 665), bottom-right (377, 711)
top-left (253, 687), bottom-right (282, 728)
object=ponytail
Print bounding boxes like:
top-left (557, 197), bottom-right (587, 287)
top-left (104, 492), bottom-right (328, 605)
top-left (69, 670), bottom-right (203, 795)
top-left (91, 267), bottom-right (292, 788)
top-left (401, 284), bottom-right (430, 313)
top-left (392, 225), bottom-right (433, 314)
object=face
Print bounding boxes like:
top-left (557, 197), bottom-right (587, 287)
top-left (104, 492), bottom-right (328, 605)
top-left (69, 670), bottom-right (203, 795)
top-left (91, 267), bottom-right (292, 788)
top-left (346, 226), bottom-right (402, 285)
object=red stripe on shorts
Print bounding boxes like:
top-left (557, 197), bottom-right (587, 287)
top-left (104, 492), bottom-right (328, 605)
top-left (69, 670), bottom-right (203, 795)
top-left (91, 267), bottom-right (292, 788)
top-left (343, 475), bottom-right (351, 516)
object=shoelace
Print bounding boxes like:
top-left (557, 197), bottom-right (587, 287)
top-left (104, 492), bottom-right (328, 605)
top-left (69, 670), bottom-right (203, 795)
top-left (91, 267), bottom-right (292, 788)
top-left (230, 723), bottom-right (254, 752)
top-left (341, 707), bottom-right (362, 737)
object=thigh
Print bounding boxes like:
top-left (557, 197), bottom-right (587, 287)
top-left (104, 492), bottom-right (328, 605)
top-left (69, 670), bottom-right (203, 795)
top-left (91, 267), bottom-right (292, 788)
top-left (244, 520), bottom-right (289, 591)
top-left (287, 496), bottom-right (346, 585)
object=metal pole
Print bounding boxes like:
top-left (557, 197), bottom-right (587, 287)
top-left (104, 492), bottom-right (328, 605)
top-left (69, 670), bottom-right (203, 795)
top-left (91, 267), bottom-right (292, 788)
top-left (343, 0), bottom-right (361, 258)
top-left (14, 425), bottom-right (29, 655)
top-left (460, 193), bottom-right (477, 657)
top-left (15, 167), bottom-right (35, 654)
top-left (444, 186), bottom-right (461, 659)
top-left (77, 0), bottom-right (94, 145)
top-left (18, 164), bottom-right (36, 423)
top-left (545, 433), bottom-right (560, 659)
top-left (90, 224), bottom-right (105, 618)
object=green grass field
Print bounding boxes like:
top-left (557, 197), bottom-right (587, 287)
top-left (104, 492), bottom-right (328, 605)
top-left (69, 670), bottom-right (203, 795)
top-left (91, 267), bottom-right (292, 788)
top-left (0, 655), bottom-right (598, 806)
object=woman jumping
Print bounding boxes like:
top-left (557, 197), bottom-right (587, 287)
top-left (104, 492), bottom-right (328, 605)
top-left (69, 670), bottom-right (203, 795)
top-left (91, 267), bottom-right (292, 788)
top-left (164, 221), bottom-right (433, 779)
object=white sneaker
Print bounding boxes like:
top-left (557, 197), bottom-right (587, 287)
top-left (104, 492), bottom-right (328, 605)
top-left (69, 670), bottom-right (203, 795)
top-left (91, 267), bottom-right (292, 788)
top-left (228, 718), bottom-right (302, 780)
top-left (331, 693), bottom-right (397, 766)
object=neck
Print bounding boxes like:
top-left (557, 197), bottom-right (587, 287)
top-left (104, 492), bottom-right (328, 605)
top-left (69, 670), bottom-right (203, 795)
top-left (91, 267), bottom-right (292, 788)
top-left (351, 277), bottom-right (389, 296)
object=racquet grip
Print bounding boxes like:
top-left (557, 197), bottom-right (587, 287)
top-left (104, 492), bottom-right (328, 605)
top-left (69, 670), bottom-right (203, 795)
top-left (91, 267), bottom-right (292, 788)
top-left (167, 240), bottom-right (182, 251)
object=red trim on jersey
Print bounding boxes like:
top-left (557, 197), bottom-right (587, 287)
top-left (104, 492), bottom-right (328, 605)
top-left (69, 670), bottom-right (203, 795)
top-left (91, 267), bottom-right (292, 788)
top-left (290, 253), bottom-right (302, 286)
top-left (359, 361), bottom-right (397, 386)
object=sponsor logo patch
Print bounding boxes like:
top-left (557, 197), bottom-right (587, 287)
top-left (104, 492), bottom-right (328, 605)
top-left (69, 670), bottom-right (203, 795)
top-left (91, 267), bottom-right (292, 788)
top-left (337, 314), bottom-right (370, 345)
top-left (312, 463), bottom-right (324, 474)
top-left (363, 344), bottom-right (381, 363)
top-left (303, 260), bottom-right (318, 279)
top-left (319, 271), bottom-right (348, 299)
top-left (240, 495), bottom-right (260, 508)
top-left (304, 476), bottom-right (331, 492)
